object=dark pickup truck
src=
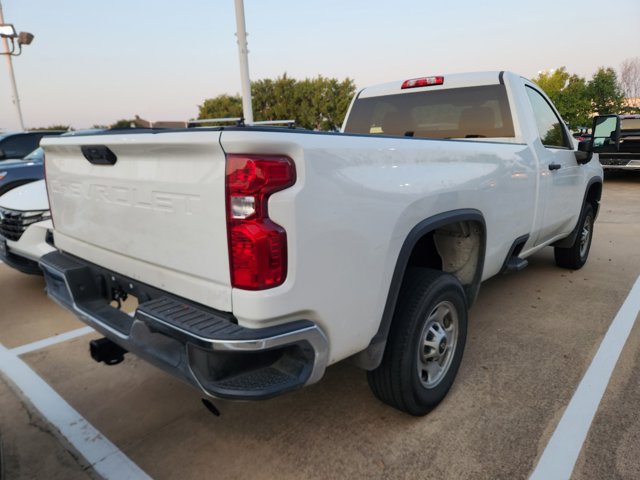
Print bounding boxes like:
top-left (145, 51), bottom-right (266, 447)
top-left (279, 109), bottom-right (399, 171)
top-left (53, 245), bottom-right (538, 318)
top-left (594, 114), bottom-right (640, 171)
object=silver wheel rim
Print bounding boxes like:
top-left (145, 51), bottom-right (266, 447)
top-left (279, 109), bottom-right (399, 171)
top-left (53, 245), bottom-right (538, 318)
top-left (417, 300), bottom-right (459, 389)
top-left (579, 214), bottom-right (592, 258)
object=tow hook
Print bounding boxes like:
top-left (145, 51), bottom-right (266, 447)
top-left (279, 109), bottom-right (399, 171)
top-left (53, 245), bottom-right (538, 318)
top-left (89, 338), bottom-right (127, 365)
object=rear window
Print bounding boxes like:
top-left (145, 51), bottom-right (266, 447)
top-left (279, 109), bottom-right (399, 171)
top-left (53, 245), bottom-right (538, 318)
top-left (621, 118), bottom-right (640, 131)
top-left (344, 85), bottom-right (515, 139)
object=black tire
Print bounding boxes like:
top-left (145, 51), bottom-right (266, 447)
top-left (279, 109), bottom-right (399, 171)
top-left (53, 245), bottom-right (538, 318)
top-left (367, 268), bottom-right (468, 416)
top-left (554, 203), bottom-right (594, 270)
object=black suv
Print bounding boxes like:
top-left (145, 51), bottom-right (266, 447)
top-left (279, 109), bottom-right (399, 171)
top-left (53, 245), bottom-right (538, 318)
top-left (0, 131), bottom-right (66, 161)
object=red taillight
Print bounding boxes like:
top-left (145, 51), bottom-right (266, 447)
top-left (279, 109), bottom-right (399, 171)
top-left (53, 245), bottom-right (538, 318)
top-left (401, 76), bottom-right (444, 89)
top-left (225, 154), bottom-right (295, 290)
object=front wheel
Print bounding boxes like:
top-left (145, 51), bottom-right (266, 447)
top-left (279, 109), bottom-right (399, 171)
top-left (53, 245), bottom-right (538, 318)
top-left (554, 203), bottom-right (594, 270)
top-left (367, 268), bottom-right (468, 416)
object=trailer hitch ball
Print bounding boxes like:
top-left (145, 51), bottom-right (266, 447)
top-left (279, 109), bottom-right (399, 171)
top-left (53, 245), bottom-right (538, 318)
top-left (89, 338), bottom-right (128, 365)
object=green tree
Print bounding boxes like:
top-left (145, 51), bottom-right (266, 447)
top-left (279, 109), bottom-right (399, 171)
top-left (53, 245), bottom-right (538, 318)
top-left (110, 119), bottom-right (135, 129)
top-left (302, 76), bottom-right (357, 130)
top-left (587, 67), bottom-right (625, 115)
top-left (197, 94), bottom-right (243, 122)
top-left (30, 124), bottom-right (71, 131)
top-left (198, 74), bottom-right (356, 130)
top-left (532, 68), bottom-right (591, 128)
top-left (252, 74), bottom-right (298, 122)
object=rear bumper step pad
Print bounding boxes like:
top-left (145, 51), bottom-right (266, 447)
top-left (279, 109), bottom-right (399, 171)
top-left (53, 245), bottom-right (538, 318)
top-left (39, 251), bottom-right (329, 400)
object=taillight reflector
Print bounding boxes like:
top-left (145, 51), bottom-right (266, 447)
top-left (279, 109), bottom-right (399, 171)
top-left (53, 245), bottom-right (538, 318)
top-left (401, 76), bottom-right (444, 89)
top-left (225, 154), bottom-right (295, 290)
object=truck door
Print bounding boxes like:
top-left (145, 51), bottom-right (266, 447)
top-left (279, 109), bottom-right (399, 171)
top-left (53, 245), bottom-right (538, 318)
top-left (525, 86), bottom-right (582, 243)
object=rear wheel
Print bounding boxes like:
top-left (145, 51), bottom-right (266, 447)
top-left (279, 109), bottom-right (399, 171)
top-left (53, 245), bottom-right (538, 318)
top-left (367, 268), bottom-right (468, 416)
top-left (554, 203), bottom-right (594, 270)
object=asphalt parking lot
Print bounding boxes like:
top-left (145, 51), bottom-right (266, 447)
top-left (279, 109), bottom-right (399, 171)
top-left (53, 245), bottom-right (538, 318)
top-left (1, 172), bottom-right (639, 480)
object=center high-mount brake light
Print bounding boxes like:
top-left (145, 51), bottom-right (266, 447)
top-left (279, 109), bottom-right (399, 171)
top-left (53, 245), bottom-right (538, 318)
top-left (401, 76), bottom-right (444, 89)
top-left (226, 154), bottom-right (295, 290)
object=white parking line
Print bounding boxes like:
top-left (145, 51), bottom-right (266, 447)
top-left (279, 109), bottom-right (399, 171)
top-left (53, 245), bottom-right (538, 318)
top-left (10, 326), bottom-right (95, 355)
top-left (0, 341), bottom-right (151, 479)
top-left (530, 275), bottom-right (640, 480)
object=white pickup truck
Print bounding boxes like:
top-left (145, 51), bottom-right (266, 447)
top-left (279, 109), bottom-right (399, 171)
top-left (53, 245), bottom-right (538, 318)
top-left (40, 71), bottom-right (606, 416)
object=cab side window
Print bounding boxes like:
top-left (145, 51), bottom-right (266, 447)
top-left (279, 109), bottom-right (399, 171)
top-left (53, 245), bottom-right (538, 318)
top-left (525, 87), bottom-right (569, 148)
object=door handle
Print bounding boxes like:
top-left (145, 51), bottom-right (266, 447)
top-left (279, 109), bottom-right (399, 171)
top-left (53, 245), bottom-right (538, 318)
top-left (548, 163), bottom-right (562, 171)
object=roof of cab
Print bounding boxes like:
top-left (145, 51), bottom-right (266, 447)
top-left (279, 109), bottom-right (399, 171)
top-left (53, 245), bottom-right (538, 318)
top-left (357, 71), bottom-right (510, 99)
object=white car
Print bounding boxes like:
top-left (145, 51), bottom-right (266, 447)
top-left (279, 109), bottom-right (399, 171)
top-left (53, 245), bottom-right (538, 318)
top-left (0, 179), bottom-right (54, 274)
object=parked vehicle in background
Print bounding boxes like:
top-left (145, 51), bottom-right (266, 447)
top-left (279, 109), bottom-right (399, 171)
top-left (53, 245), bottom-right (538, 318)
top-left (0, 130), bottom-right (112, 273)
top-left (0, 180), bottom-right (53, 275)
top-left (0, 130), bottom-right (113, 196)
top-left (0, 131), bottom-right (65, 161)
top-left (594, 114), bottom-right (640, 171)
top-left (40, 71), bottom-right (605, 416)
top-left (0, 147), bottom-right (44, 196)
top-left (572, 127), bottom-right (591, 142)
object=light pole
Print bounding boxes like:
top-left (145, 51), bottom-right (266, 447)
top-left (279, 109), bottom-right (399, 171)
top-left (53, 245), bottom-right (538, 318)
top-left (234, 0), bottom-right (253, 125)
top-left (0, 1), bottom-right (34, 131)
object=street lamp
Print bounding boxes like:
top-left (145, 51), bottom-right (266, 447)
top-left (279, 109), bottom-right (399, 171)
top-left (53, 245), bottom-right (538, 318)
top-left (0, 1), bottom-right (34, 131)
top-left (0, 23), bottom-right (35, 56)
top-left (0, 23), bottom-right (15, 36)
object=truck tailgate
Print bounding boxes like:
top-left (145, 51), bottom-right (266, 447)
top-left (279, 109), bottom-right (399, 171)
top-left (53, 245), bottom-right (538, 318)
top-left (42, 131), bottom-right (231, 312)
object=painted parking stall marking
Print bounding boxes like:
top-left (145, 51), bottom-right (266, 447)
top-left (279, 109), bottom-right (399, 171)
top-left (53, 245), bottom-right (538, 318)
top-left (10, 325), bottom-right (94, 355)
top-left (0, 331), bottom-right (151, 480)
top-left (530, 275), bottom-right (640, 480)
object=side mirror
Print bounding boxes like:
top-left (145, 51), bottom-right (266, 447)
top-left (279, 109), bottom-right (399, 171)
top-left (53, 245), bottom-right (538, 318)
top-left (592, 114), bottom-right (620, 152)
top-left (575, 139), bottom-right (593, 164)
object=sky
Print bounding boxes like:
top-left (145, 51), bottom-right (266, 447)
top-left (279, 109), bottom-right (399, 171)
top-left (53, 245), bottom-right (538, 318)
top-left (1, 0), bottom-right (639, 130)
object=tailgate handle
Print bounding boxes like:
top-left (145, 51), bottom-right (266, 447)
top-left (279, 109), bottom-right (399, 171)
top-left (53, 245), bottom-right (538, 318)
top-left (81, 145), bottom-right (117, 165)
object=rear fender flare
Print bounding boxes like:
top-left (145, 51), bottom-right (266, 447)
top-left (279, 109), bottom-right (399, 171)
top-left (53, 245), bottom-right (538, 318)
top-left (351, 209), bottom-right (486, 370)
